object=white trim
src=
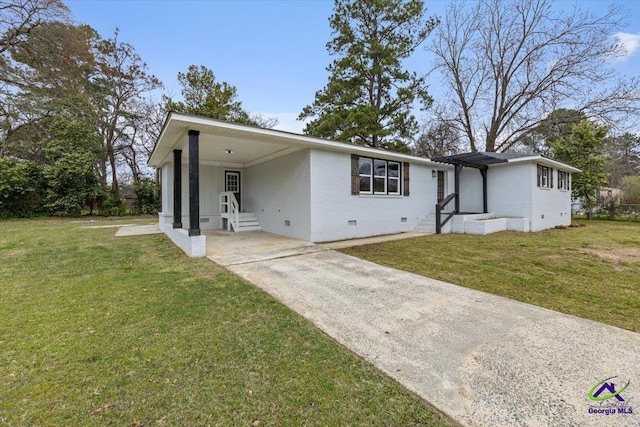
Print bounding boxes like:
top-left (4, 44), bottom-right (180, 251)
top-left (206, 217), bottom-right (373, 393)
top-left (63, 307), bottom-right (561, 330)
top-left (499, 155), bottom-right (581, 173)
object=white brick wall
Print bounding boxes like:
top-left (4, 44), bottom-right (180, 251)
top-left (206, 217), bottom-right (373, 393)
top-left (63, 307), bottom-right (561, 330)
top-left (308, 149), bottom-right (436, 242)
top-left (244, 149), bottom-right (312, 240)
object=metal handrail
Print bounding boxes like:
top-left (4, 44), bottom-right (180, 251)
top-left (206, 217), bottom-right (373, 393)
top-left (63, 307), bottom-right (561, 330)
top-left (435, 192), bottom-right (457, 234)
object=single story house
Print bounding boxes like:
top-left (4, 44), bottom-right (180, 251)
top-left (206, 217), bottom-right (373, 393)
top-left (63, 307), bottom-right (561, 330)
top-left (148, 113), bottom-right (580, 257)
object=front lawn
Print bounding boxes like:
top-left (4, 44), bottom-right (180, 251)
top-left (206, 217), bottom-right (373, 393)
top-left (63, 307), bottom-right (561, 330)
top-left (0, 219), bottom-right (452, 426)
top-left (342, 220), bottom-right (640, 333)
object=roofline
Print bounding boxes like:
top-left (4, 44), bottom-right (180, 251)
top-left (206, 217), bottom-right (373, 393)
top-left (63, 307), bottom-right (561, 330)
top-left (148, 111), bottom-right (174, 165)
top-left (148, 113), bottom-right (581, 173)
top-left (148, 112), bottom-right (444, 167)
top-left (502, 155), bottom-right (581, 173)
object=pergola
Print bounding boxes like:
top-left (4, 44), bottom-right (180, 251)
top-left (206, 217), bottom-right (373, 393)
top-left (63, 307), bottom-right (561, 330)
top-left (431, 153), bottom-right (509, 233)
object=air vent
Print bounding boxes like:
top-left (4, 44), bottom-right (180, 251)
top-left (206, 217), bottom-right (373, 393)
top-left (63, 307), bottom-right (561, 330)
top-left (284, 220), bottom-right (291, 227)
top-left (348, 220), bottom-right (357, 226)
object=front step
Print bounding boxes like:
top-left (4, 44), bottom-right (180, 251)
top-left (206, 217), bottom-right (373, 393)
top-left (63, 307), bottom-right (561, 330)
top-left (229, 212), bottom-right (262, 232)
top-left (415, 214), bottom-right (452, 234)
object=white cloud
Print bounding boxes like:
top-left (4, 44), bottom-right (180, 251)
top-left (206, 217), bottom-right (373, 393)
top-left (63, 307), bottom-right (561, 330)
top-left (613, 32), bottom-right (640, 60)
top-left (257, 112), bottom-right (310, 134)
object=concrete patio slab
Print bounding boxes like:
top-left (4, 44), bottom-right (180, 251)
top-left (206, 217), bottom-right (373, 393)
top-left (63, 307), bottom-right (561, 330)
top-left (115, 224), bottom-right (162, 237)
top-left (205, 230), bottom-right (323, 266)
top-left (225, 247), bottom-right (640, 427)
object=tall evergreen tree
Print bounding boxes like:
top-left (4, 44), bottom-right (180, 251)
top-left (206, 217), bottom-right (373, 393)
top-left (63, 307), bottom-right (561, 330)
top-left (299, 0), bottom-right (438, 152)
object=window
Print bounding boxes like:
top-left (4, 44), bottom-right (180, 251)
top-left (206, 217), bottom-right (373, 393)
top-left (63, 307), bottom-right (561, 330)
top-left (357, 157), bottom-right (401, 195)
top-left (558, 171), bottom-right (570, 190)
top-left (537, 164), bottom-right (553, 188)
top-left (437, 171), bottom-right (445, 203)
top-left (373, 159), bottom-right (387, 193)
top-left (358, 157), bottom-right (372, 192)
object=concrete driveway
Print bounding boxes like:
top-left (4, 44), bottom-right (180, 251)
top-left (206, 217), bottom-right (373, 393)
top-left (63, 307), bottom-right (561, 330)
top-left (208, 232), bottom-right (640, 427)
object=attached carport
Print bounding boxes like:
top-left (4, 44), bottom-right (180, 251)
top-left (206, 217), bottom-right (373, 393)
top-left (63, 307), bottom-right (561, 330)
top-left (149, 113), bottom-right (305, 247)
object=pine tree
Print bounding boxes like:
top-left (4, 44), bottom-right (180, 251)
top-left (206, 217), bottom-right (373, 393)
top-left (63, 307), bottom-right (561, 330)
top-left (299, 0), bottom-right (438, 152)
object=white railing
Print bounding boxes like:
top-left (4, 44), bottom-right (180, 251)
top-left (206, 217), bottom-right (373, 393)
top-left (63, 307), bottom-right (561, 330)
top-left (219, 192), bottom-right (240, 231)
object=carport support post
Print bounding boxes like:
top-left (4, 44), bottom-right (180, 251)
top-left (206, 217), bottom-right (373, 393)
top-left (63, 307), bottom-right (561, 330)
top-left (172, 149), bottom-right (182, 228)
top-left (454, 164), bottom-right (462, 213)
top-left (188, 130), bottom-right (200, 236)
top-left (480, 168), bottom-right (488, 213)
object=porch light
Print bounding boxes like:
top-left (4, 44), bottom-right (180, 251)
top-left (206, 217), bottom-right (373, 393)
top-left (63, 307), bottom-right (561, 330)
top-left (224, 149), bottom-right (234, 154)
top-left (432, 170), bottom-right (437, 178)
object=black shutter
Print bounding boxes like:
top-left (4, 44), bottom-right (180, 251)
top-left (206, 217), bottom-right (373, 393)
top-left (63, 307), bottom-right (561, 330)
top-left (351, 154), bottom-right (360, 195)
top-left (403, 162), bottom-right (410, 196)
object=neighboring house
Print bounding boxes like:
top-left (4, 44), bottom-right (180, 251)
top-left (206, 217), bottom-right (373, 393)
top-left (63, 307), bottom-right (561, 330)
top-left (598, 187), bottom-right (622, 205)
top-left (572, 187), bottom-right (622, 213)
top-left (121, 185), bottom-right (138, 212)
top-left (148, 113), bottom-right (580, 257)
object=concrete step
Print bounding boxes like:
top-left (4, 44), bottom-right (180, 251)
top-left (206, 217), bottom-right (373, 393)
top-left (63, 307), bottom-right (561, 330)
top-left (235, 225), bottom-right (262, 232)
top-left (415, 214), bottom-right (453, 234)
top-left (236, 212), bottom-right (260, 232)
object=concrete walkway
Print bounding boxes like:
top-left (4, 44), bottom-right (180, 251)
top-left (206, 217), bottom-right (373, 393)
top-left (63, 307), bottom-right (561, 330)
top-left (212, 232), bottom-right (640, 426)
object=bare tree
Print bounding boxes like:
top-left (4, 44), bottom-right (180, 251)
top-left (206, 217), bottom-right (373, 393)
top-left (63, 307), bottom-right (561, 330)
top-left (0, 0), bottom-right (67, 54)
top-left (93, 29), bottom-right (162, 192)
top-left (428, 0), bottom-right (640, 153)
top-left (0, 0), bottom-right (71, 152)
top-left (119, 98), bottom-right (166, 182)
top-left (413, 117), bottom-right (462, 158)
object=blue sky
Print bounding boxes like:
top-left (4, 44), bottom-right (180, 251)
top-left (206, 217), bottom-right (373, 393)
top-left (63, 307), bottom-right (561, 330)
top-left (66, 0), bottom-right (640, 133)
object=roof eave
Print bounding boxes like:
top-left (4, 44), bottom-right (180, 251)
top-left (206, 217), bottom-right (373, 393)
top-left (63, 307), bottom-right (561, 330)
top-left (503, 155), bottom-right (581, 173)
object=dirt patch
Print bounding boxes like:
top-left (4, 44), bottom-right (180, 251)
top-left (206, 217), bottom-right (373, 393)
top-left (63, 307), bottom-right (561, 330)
top-left (3, 248), bottom-right (27, 257)
top-left (580, 246), bottom-right (640, 270)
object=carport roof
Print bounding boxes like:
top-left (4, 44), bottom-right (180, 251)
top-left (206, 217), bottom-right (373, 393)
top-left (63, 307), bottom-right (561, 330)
top-left (148, 112), bottom-right (441, 168)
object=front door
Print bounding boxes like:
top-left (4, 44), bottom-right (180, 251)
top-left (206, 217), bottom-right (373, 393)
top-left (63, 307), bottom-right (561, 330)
top-left (437, 171), bottom-right (445, 203)
top-left (225, 171), bottom-right (241, 211)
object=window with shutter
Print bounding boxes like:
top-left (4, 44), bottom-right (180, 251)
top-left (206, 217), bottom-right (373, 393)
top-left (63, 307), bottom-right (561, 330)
top-left (351, 155), bottom-right (408, 196)
top-left (537, 164), bottom-right (552, 188)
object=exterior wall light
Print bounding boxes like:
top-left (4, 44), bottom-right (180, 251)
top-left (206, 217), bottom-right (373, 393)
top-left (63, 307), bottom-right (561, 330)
top-left (432, 170), bottom-right (437, 178)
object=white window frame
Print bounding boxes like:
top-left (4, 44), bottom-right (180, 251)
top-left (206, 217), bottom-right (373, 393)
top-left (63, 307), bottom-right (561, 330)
top-left (358, 157), bottom-right (373, 194)
top-left (537, 164), bottom-right (552, 188)
top-left (558, 171), bottom-right (570, 190)
top-left (373, 159), bottom-right (387, 194)
top-left (358, 156), bottom-right (402, 195)
top-left (387, 161), bottom-right (401, 195)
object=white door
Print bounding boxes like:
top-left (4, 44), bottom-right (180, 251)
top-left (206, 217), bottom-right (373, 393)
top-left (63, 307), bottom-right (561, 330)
top-left (225, 171), bottom-right (241, 211)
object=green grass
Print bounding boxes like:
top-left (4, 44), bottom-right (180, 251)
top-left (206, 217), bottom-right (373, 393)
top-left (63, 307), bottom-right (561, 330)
top-left (0, 218), bottom-right (452, 426)
top-left (342, 219), bottom-right (640, 333)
